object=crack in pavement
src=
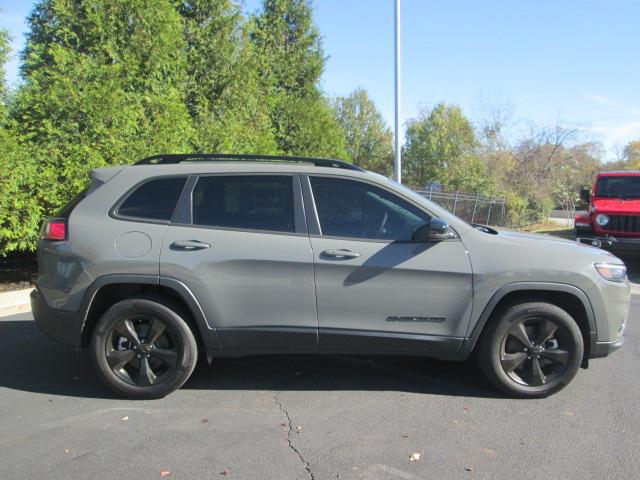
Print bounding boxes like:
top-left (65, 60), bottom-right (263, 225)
top-left (273, 394), bottom-right (315, 480)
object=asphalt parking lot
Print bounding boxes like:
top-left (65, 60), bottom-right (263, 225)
top-left (0, 297), bottom-right (637, 480)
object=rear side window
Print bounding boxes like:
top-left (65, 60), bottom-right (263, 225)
top-left (117, 177), bottom-right (186, 221)
top-left (193, 175), bottom-right (294, 233)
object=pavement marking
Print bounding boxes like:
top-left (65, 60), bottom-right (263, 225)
top-left (363, 464), bottom-right (423, 480)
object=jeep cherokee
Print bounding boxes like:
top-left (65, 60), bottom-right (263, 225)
top-left (31, 154), bottom-right (630, 399)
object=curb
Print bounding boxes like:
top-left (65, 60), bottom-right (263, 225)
top-left (0, 288), bottom-right (33, 310)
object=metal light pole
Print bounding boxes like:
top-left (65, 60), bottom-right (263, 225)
top-left (394, 0), bottom-right (402, 183)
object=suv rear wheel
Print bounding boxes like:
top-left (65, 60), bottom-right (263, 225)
top-left (90, 297), bottom-right (198, 399)
top-left (478, 301), bottom-right (584, 398)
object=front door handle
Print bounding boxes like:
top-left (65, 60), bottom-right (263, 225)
top-left (170, 240), bottom-right (211, 251)
top-left (320, 249), bottom-right (361, 259)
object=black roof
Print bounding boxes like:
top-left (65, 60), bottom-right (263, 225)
top-left (135, 153), bottom-right (365, 172)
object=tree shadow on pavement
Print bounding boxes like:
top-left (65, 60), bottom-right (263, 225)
top-left (0, 316), bottom-right (501, 399)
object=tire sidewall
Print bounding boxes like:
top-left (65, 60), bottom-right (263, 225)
top-left (91, 297), bottom-right (198, 399)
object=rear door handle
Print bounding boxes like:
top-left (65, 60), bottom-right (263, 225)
top-left (170, 240), bottom-right (211, 251)
top-left (320, 249), bottom-right (361, 259)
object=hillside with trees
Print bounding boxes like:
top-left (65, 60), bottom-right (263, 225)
top-left (0, 0), bottom-right (636, 255)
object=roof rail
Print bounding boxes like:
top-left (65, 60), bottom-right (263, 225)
top-left (135, 153), bottom-right (365, 172)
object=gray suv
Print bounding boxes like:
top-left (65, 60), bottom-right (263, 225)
top-left (31, 154), bottom-right (630, 399)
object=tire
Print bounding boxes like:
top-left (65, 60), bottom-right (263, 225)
top-left (90, 296), bottom-right (198, 399)
top-left (478, 301), bottom-right (584, 398)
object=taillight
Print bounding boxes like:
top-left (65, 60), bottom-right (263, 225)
top-left (41, 218), bottom-right (67, 241)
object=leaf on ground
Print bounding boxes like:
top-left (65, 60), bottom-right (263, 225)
top-left (121, 416), bottom-right (129, 421)
top-left (482, 448), bottom-right (496, 458)
top-left (409, 453), bottom-right (420, 462)
top-left (160, 470), bottom-right (171, 478)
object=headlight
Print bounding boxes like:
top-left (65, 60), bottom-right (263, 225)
top-left (594, 263), bottom-right (627, 283)
top-left (595, 214), bottom-right (610, 226)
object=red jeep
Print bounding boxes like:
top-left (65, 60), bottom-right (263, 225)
top-left (576, 171), bottom-right (640, 255)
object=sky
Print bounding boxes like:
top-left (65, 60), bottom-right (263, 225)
top-left (2, 0), bottom-right (640, 160)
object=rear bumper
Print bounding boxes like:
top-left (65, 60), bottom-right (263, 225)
top-left (31, 288), bottom-right (83, 347)
top-left (576, 234), bottom-right (640, 255)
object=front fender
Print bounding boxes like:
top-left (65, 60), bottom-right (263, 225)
top-left (458, 281), bottom-right (597, 359)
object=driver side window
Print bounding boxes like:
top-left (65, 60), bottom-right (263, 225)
top-left (309, 176), bottom-right (431, 241)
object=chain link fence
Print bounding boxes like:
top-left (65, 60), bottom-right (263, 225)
top-left (413, 187), bottom-right (545, 228)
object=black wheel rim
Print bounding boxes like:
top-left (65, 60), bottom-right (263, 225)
top-left (500, 315), bottom-right (573, 388)
top-left (106, 315), bottom-right (179, 387)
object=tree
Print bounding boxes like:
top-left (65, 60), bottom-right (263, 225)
top-left (15, 0), bottom-right (194, 215)
top-left (333, 88), bottom-right (393, 175)
top-left (474, 95), bottom-right (518, 193)
top-left (0, 29), bottom-right (9, 105)
top-left (0, 30), bottom-right (41, 254)
top-left (178, 0), bottom-right (277, 153)
top-left (509, 124), bottom-right (601, 216)
top-left (250, 0), bottom-right (346, 158)
top-left (623, 140), bottom-right (640, 169)
top-left (403, 103), bottom-right (489, 192)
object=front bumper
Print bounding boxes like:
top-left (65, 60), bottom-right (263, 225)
top-left (591, 334), bottom-right (625, 357)
top-left (31, 288), bottom-right (83, 347)
top-left (576, 233), bottom-right (640, 255)
top-left (589, 288), bottom-right (629, 358)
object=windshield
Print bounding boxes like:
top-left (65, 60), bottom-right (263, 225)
top-left (595, 176), bottom-right (640, 199)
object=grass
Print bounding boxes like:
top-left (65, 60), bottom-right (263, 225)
top-left (517, 221), bottom-right (575, 240)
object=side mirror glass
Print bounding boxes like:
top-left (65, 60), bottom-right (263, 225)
top-left (580, 187), bottom-right (591, 203)
top-left (412, 218), bottom-right (453, 242)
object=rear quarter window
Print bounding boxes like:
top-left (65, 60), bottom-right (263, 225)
top-left (116, 177), bottom-right (187, 221)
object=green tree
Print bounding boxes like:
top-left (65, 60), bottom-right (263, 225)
top-left (0, 30), bottom-right (42, 254)
top-left (250, 0), bottom-right (346, 158)
top-left (623, 140), bottom-right (640, 168)
top-left (0, 29), bottom-right (9, 104)
top-left (178, 0), bottom-right (277, 153)
top-left (403, 103), bottom-right (488, 192)
top-left (333, 88), bottom-right (393, 175)
top-left (15, 0), bottom-right (194, 215)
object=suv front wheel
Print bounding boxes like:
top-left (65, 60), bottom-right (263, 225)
top-left (478, 301), bottom-right (584, 398)
top-left (90, 297), bottom-right (198, 399)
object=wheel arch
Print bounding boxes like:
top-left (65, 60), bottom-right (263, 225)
top-left (460, 282), bottom-right (596, 365)
top-left (80, 275), bottom-right (220, 350)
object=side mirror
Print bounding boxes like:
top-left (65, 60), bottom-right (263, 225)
top-left (412, 218), bottom-right (453, 242)
top-left (580, 187), bottom-right (591, 203)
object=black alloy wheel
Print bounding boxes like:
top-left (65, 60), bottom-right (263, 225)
top-left (478, 301), bottom-right (584, 398)
top-left (107, 315), bottom-right (179, 387)
top-left (500, 316), bottom-right (572, 387)
top-left (91, 297), bottom-right (198, 399)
